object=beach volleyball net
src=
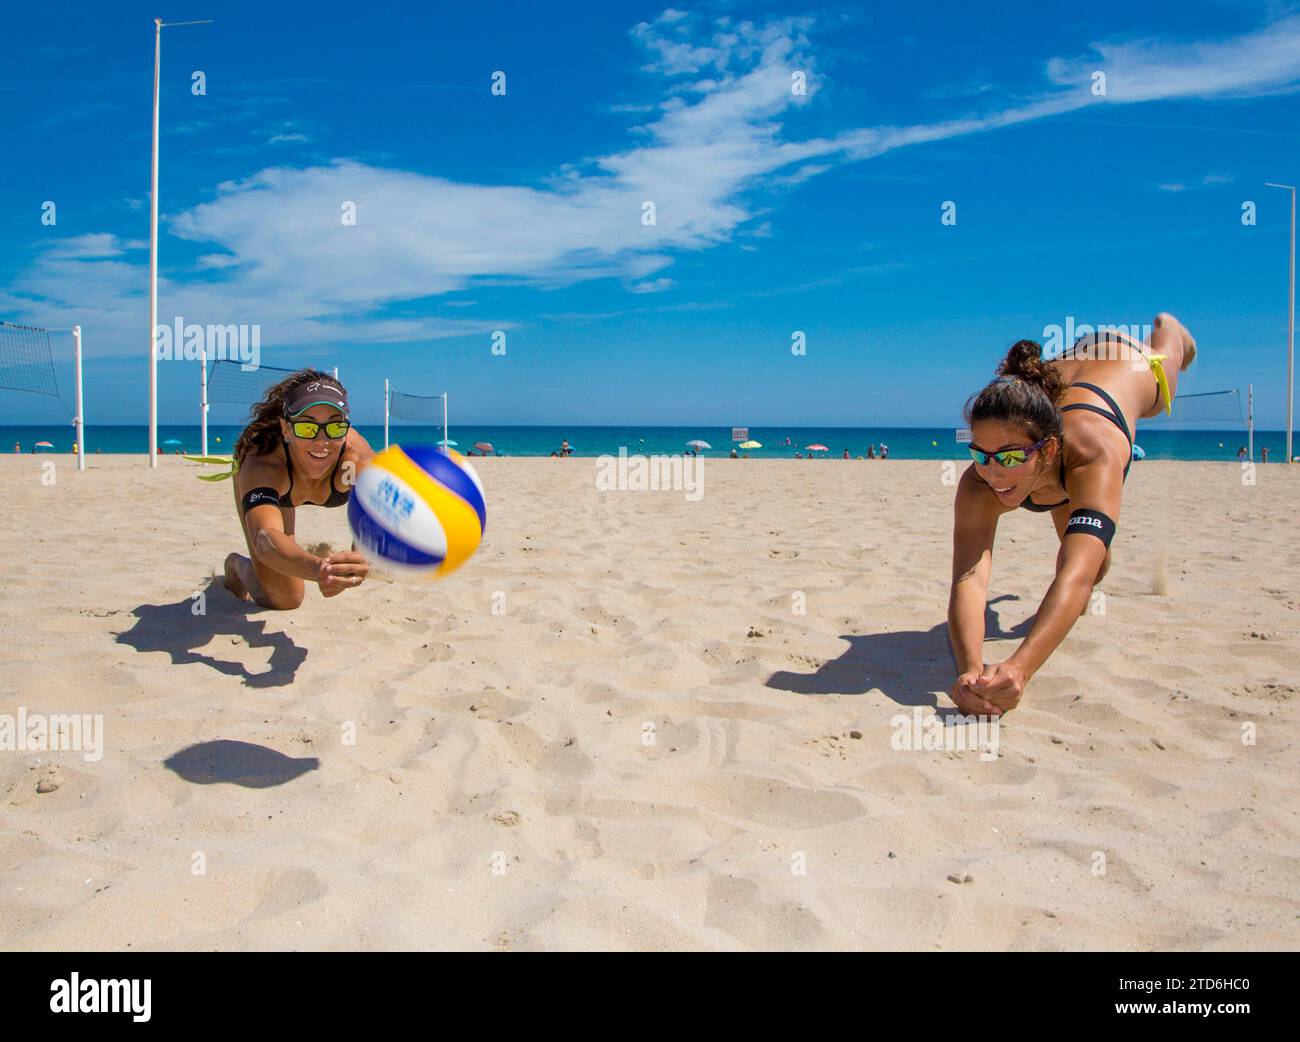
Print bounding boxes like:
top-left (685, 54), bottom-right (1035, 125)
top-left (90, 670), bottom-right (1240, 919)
top-left (1147, 386), bottom-right (1259, 458)
top-left (206, 359), bottom-right (302, 406)
top-left (0, 321), bottom-right (86, 468)
top-left (385, 381), bottom-right (448, 449)
top-left (1149, 388), bottom-right (1244, 425)
top-left (204, 360), bottom-right (341, 455)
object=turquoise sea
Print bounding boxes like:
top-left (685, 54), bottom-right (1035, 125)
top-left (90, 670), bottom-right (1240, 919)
top-left (1, 423), bottom-right (1288, 461)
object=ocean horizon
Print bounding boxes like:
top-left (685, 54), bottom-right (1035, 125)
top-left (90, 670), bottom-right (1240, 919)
top-left (1, 423), bottom-right (1285, 462)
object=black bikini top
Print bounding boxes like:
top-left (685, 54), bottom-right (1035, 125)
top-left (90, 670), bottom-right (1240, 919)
top-left (1019, 381), bottom-right (1134, 513)
top-left (283, 442), bottom-right (350, 508)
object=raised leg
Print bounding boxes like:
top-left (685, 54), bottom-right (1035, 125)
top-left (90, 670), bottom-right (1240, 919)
top-left (1139, 313), bottom-right (1197, 419)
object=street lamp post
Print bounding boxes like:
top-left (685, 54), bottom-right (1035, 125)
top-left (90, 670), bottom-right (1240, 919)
top-left (147, 17), bottom-right (212, 469)
top-left (1265, 182), bottom-right (1296, 464)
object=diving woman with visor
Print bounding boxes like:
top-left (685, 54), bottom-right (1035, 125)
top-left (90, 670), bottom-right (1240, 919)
top-left (222, 369), bottom-right (376, 610)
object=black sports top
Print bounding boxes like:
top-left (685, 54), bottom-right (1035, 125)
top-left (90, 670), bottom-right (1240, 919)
top-left (1019, 381), bottom-right (1134, 513)
top-left (283, 441), bottom-right (350, 508)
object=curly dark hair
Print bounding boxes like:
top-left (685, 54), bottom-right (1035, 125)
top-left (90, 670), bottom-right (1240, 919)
top-left (234, 368), bottom-right (341, 464)
top-left (963, 339), bottom-right (1066, 443)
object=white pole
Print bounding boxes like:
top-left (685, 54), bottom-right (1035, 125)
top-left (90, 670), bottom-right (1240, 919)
top-left (147, 17), bottom-right (212, 471)
top-left (73, 325), bottom-right (85, 471)
top-left (443, 392), bottom-right (448, 450)
top-left (1288, 186), bottom-right (1296, 463)
top-left (332, 366), bottom-right (339, 381)
top-left (200, 342), bottom-right (208, 455)
top-left (1248, 384), bottom-right (1254, 462)
top-left (1266, 183), bottom-right (1296, 463)
top-left (147, 18), bottom-right (161, 469)
top-left (384, 378), bottom-right (390, 450)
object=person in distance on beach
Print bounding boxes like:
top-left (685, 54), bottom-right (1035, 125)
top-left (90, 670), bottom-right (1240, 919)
top-left (223, 369), bottom-right (375, 610)
top-left (948, 313), bottom-right (1197, 715)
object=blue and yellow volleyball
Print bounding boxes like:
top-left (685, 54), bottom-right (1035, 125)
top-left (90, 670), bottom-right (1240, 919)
top-left (348, 445), bottom-right (487, 579)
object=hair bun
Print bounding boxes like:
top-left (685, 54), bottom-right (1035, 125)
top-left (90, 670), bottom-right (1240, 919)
top-left (998, 339), bottom-right (1063, 403)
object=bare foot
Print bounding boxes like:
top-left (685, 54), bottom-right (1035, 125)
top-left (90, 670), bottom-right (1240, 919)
top-left (1155, 312), bottom-right (1196, 370)
top-left (224, 552), bottom-right (252, 601)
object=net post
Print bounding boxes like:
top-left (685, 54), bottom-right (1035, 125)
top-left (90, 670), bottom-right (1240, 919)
top-left (384, 379), bottom-right (390, 449)
top-left (443, 393), bottom-right (448, 450)
top-left (1248, 384), bottom-right (1254, 461)
top-left (201, 344), bottom-right (209, 456)
top-left (73, 326), bottom-right (85, 470)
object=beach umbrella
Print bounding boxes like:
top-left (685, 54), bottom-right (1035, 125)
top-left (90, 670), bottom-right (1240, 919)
top-left (34, 441), bottom-right (54, 450)
top-left (437, 438), bottom-right (458, 447)
top-left (163, 438), bottom-right (182, 446)
top-left (474, 441), bottom-right (494, 454)
top-left (686, 439), bottom-right (711, 450)
top-left (805, 443), bottom-right (829, 452)
top-left (739, 440), bottom-right (761, 449)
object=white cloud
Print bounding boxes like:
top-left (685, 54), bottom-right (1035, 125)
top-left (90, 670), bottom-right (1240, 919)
top-left (40, 233), bottom-right (145, 260)
top-left (1049, 15), bottom-right (1300, 101)
top-left (9, 9), bottom-right (1300, 357)
top-left (628, 277), bottom-right (674, 293)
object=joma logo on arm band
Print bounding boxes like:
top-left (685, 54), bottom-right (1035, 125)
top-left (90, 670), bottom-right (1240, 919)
top-left (1065, 508), bottom-right (1116, 547)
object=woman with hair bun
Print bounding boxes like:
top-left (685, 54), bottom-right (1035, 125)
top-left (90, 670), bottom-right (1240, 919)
top-left (948, 313), bottom-right (1197, 715)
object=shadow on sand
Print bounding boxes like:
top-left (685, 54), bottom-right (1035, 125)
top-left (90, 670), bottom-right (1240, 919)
top-left (765, 595), bottom-right (1034, 707)
top-left (164, 740), bottom-right (320, 788)
top-left (115, 578), bottom-right (306, 688)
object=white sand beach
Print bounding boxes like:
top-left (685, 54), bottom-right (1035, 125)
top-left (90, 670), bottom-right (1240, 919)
top-left (1, 454), bottom-right (1297, 950)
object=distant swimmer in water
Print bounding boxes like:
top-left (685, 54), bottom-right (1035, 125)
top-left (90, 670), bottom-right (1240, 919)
top-left (222, 369), bottom-right (376, 610)
top-left (948, 313), bottom-right (1196, 715)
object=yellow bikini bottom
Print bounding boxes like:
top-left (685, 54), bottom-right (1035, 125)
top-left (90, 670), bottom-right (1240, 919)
top-left (1071, 333), bottom-right (1172, 416)
top-left (184, 454), bottom-right (238, 480)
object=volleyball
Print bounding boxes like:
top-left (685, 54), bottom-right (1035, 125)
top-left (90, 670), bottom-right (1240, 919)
top-left (348, 444), bottom-right (487, 579)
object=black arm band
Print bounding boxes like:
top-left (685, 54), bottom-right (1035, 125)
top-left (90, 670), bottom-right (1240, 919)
top-left (1065, 508), bottom-right (1116, 547)
top-left (242, 487), bottom-right (282, 513)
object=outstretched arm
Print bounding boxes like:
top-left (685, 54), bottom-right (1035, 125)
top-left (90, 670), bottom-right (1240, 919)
top-left (316, 428), bottom-right (378, 596)
top-left (948, 465), bottom-right (1003, 714)
top-left (234, 458), bottom-right (360, 595)
top-left (970, 455), bottom-right (1122, 712)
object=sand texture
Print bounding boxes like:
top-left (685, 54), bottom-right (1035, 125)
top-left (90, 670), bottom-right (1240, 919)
top-left (1, 454), bottom-right (1297, 950)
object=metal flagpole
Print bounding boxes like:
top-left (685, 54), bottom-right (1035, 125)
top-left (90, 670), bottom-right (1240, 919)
top-left (384, 378), bottom-right (390, 449)
top-left (443, 393), bottom-right (448, 450)
top-left (73, 325), bottom-right (85, 470)
top-left (148, 17), bottom-right (212, 469)
top-left (1266, 183), bottom-right (1296, 463)
top-left (148, 19), bottom-right (161, 468)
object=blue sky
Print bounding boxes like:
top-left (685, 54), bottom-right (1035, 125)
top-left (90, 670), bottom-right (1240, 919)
top-left (2, 0), bottom-right (1298, 426)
